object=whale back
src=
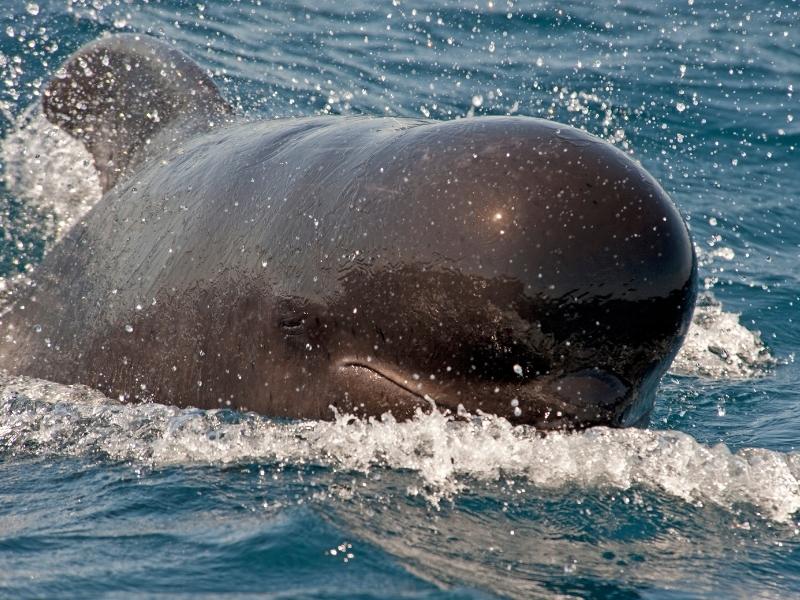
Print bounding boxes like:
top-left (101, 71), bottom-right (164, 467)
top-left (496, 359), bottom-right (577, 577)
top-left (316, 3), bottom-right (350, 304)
top-left (42, 33), bottom-right (231, 192)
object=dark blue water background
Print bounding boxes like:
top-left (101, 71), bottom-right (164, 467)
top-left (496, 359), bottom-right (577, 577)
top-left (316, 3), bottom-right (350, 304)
top-left (0, 0), bottom-right (798, 597)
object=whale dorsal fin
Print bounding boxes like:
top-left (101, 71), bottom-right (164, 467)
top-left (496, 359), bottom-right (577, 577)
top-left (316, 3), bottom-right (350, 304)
top-left (42, 34), bottom-right (231, 192)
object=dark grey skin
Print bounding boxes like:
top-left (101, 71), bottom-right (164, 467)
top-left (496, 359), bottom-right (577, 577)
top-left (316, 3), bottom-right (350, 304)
top-left (0, 34), bottom-right (697, 429)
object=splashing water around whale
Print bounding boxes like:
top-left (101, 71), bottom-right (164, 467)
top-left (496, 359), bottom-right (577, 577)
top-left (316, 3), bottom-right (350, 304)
top-left (2, 374), bottom-right (798, 521)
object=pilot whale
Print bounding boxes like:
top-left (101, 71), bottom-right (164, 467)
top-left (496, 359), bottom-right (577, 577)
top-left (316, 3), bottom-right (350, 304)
top-left (0, 34), bottom-right (696, 429)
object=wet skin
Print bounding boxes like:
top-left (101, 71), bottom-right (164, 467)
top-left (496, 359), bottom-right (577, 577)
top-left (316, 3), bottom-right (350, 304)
top-left (0, 35), bottom-right (697, 429)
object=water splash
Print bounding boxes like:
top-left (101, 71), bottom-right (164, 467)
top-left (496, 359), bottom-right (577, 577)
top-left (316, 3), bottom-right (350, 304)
top-left (671, 244), bottom-right (775, 379)
top-left (545, 84), bottom-right (633, 151)
top-left (1, 106), bottom-right (102, 240)
top-left (1, 374), bottom-right (797, 521)
top-left (672, 292), bottom-right (775, 379)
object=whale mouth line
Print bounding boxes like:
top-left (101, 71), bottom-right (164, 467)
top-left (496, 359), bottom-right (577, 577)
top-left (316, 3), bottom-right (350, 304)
top-left (337, 361), bottom-right (436, 406)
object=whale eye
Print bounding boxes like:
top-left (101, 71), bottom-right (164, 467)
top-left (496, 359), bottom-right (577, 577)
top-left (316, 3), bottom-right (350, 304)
top-left (275, 297), bottom-right (327, 345)
top-left (280, 314), bottom-right (307, 334)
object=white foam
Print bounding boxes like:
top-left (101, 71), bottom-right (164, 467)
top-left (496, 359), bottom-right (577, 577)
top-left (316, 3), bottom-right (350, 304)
top-left (1, 106), bottom-right (102, 240)
top-left (672, 293), bottom-right (775, 378)
top-left (1, 374), bottom-right (797, 521)
top-left (672, 245), bottom-right (774, 379)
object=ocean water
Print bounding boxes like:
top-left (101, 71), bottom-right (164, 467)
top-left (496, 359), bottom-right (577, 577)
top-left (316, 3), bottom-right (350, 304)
top-left (0, 0), bottom-right (798, 597)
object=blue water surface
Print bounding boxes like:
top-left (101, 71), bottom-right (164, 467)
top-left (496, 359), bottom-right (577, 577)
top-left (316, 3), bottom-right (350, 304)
top-left (0, 0), bottom-right (798, 598)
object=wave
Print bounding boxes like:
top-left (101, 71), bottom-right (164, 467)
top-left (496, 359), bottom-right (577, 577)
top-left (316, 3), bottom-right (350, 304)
top-left (1, 373), bottom-right (797, 521)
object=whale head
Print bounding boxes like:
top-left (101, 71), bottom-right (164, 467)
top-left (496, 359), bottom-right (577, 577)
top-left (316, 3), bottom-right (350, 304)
top-left (273, 118), bottom-right (696, 429)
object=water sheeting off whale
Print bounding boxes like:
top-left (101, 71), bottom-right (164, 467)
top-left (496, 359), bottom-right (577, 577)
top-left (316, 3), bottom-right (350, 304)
top-left (0, 34), bottom-right (697, 429)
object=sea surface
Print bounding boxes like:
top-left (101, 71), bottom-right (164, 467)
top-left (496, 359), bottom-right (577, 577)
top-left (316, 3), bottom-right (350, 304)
top-left (0, 0), bottom-right (798, 597)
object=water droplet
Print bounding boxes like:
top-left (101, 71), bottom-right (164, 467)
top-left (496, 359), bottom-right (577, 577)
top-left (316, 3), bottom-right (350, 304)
top-left (124, 324), bottom-right (133, 333)
top-left (25, 3), bottom-right (39, 16)
top-left (512, 364), bottom-right (523, 376)
top-left (471, 95), bottom-right (483, 107)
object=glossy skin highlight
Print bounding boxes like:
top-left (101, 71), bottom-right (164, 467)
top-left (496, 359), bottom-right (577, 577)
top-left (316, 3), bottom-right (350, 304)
top-left (0, 35), bottom-right (697, 429)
